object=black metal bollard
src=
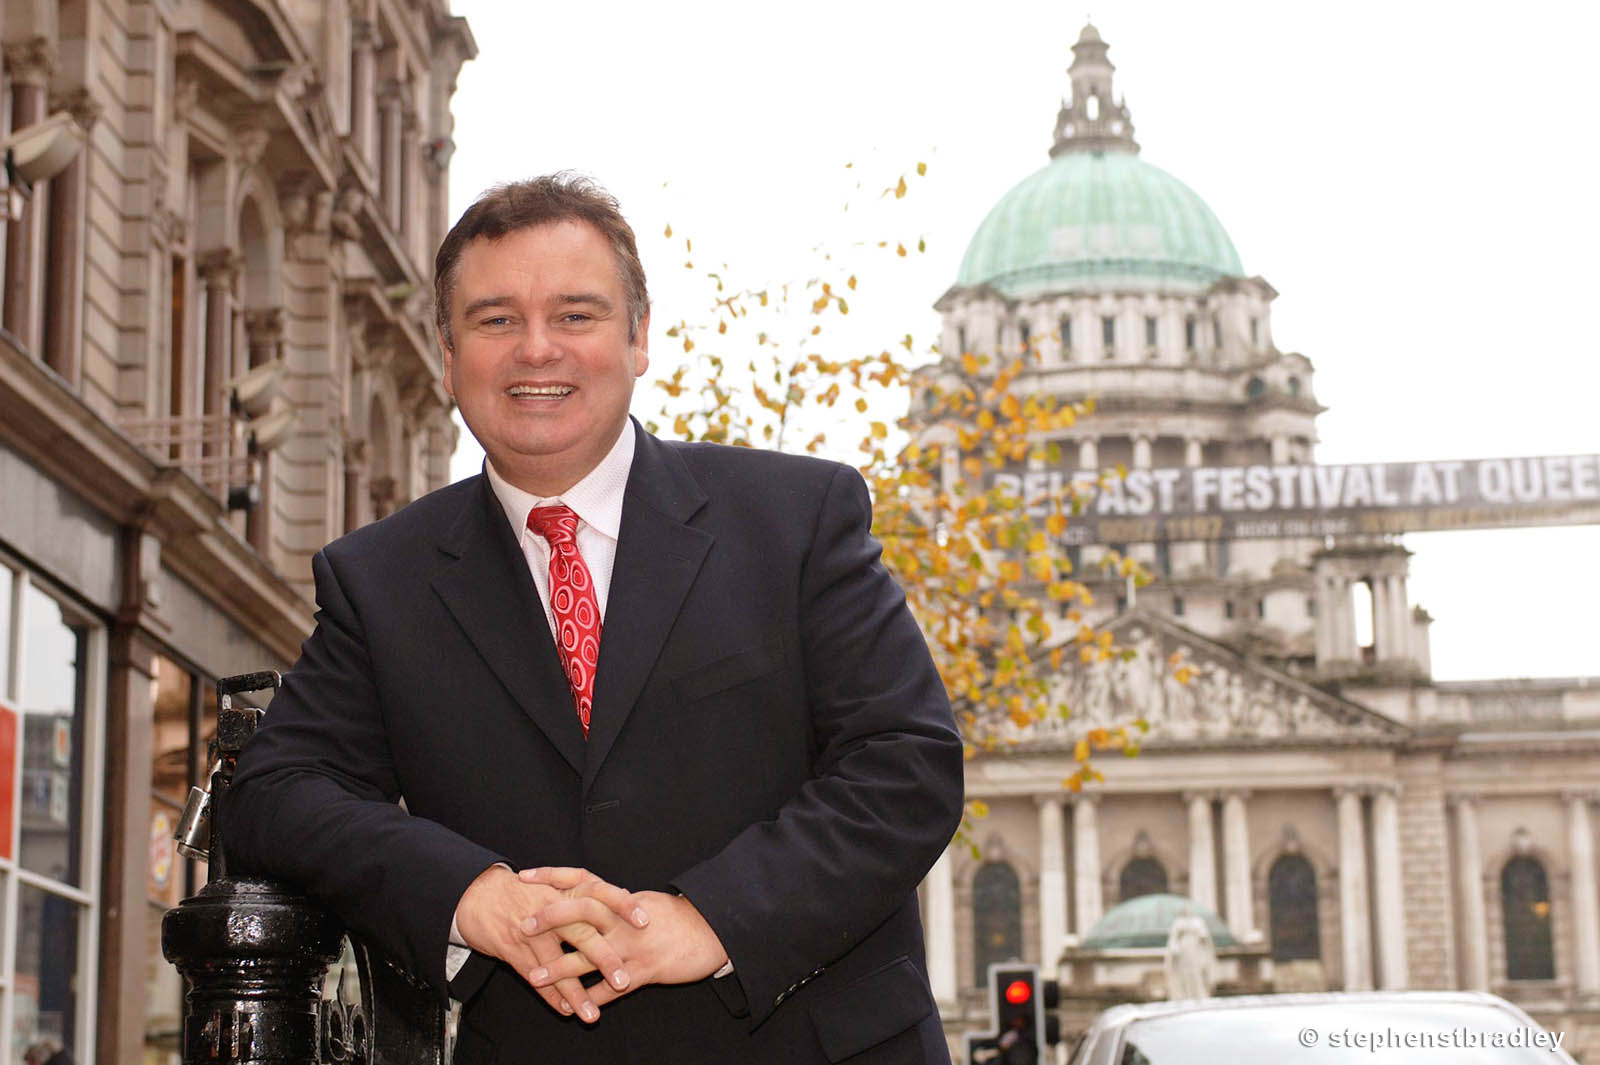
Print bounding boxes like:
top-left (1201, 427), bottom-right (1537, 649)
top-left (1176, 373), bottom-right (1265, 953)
top-left (161, 672), bottom-right (447, 1065)
top-left (161, 874), bottom-right (345, 1062)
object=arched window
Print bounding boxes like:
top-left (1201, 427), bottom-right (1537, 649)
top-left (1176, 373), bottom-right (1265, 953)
top-left (1119, 857), bottom-right (1168, 901)
top-left (1502, 857), bottom-right (1555, 980)
top-left (1269, 854), bottom-right (1321, 961)
top-left (972, 861), bottom-right (1022, 986)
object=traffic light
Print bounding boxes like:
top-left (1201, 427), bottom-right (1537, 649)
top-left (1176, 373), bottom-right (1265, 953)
top-left (992, 966), bottom-right (1041, 1065)
top-left (966, 964), bottom-right (1061, 1065)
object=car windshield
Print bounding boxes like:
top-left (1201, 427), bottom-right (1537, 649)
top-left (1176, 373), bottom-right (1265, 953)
top-left (1117, 999), bottom-right (1572, 1064)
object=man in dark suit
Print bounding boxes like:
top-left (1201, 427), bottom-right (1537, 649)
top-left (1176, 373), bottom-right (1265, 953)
top-left (223, 174), bottom-right (963, 1063)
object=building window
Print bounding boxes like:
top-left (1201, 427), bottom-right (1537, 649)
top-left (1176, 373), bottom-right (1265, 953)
top-left (1256, 599), bottom-right (1266, 619)
top-left (1119, 857), bottom-right (1168, 901)
top-left (1225, 600), bottom-right (1235, 620)
top-left (1212, 316), bottom-right (1222, 349)
top-left (1144, 315), bottom-right (1158, 354)
top-left (1215, 539), bottom-right (1230, 578)
top-left (1250, 317), bottom-right (1260, 347)
top-left (1, 566), bottom-right (103, 1058)
top-left (1287, 376), bottom-right (1301, 396)
top-left (1247, 376), bottom-right (1266, 398)
top-left (1502, 857), bottom-right (1555, 980)
top-left (1018, 319), bottom-right (1031, 355)
top-left (994, 322), bottom-right (1004, 354)
top-left (972, 861), bottom-right (1022, 986)
top-left (1269, 855), bottom-right (1320, 961)
top-left (1101, 315), bottom-right (1116, 358)
top-left (1155, 541), bottom-right (1171, 577)
top-left (1172, 595), bottom-right (1185, 617)
top-left (1184, 315), bottom-right (1196, 354)
top-left (1059, 315), bottom-right (1073, 358)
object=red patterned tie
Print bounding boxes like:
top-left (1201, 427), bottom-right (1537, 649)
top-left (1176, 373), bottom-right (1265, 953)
top-left (526, 505), bottom-right (600, 737)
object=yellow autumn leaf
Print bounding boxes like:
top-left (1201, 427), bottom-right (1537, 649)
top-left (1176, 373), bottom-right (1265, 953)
top-left (870, 421), bottom-right (888, 439)
top-left (896, 243), bottom-right (907, 257)
top-left (961, 353), bottom-right (980, 374)
top-left (917, 161), bottom-right (927, 176)
top-left (895, 176), bottom-right (908, 199)
top-left (663, 223), bottom-right (672, 237)
top-left (1073, 738), bottom-right (1090, 762)
top-left (847, 275), bottom-right (857, 290)
top-left (855, 397), bottom-right (868, 413)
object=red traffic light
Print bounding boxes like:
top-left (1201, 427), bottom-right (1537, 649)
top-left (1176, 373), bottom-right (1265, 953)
top-left (1004, 979), bottom-right (1033, 1005)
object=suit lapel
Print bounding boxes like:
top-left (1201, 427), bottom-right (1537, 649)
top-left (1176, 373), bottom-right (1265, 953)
top-left (431, 475), bottom-right (587, 775)
top-left (584, 430), bottom-right (711, 789)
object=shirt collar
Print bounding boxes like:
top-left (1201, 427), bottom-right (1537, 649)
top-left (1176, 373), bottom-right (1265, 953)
top-left (484, 419), bottom-right (636, 543)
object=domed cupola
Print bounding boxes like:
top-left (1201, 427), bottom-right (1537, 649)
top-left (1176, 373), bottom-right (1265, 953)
top-left (955, 24), bottom-right (1243, 298)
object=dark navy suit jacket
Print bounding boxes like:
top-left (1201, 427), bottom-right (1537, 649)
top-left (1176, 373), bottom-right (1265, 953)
top-left (224, 425), bottom-right (964, 1064)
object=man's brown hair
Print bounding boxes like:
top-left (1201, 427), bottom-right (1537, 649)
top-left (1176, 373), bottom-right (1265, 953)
top-left (433, 173), bottom-right (650, 349)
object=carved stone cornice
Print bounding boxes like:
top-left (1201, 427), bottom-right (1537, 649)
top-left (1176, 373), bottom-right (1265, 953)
top-left (3, 38), bottom-right (57, 86)
top-left (279, 173), bottom-right (333, 235)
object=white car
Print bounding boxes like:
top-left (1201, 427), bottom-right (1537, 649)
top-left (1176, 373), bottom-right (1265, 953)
top-left (1065, 990), bottom-right (1575, 1064)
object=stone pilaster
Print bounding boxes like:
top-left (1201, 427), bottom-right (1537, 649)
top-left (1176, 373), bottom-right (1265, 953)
top-left (1371, 786), bottom-right (1408, 988)
top-left (1222, 791), bottom-right (1254, 939)
top-left (1186, 791), bottom-right (1217, 912)
top-left (1072, 795), bottom-right (1102, 933)
top-left (1567, 793), bottom-right (1600, 996)
top-left (924, 846), bottom-right (957, 1006)
top-left (1336, 787), bottom-right (1372, 990)
top-left (1451, 794), bottom-right (1489, 990)
top-left (1037, 795), bottom-right (1067, 969)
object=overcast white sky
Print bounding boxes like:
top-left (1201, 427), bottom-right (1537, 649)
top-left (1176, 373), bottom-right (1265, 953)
top-left (443, 0), bottom-right (1599, 682)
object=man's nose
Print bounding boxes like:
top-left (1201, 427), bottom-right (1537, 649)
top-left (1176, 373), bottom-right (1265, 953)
top-left (517, 321), bottom-right (564, 365)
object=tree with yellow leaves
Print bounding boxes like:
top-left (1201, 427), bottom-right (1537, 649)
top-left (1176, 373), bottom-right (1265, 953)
top-left (647, 163), bottom-right (1152, 798)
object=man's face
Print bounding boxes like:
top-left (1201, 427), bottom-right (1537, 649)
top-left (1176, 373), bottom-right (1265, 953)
top-left (442, 220), bottom-right (648, 495)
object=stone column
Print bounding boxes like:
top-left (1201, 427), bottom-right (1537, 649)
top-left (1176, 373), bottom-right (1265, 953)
top-left (1270, 435), bottom-right (1290, 465)
top-left (1131, 434), bottom-right (1152, 469)
top-left (379, 85), bottom-right (404, 227)
top-left (1566, 794), bottom-right (1600, 995)
top-left (1222, 791), bottom-right (1254, 939)
top-left (1186, 792), bottom-right (1217, 912)
top-left (43, 90), bottom-right (98, 387)
top-left (199, 250), bottom-right (243, 495)
top-left (1175, 437), bottom-right (1207, 573)
top-left (3, 39), bottom-right (54, 354)
top-left (1385, 576), bottom-right (1411, 663)
top-left (1077, 437), bottom-right (1099, 471)
top-left (1451, 794), bottom-right (1489, 990)
top-left (350, 18), bottom-right (378, 166)
top-left (1037, 795), bottom-right (1067, 969)
top-left (1072, 795), bottom-right (1103, 934)
top-left (1371, 787), bottom-right (1408, 988)
top-left (1336, 787), bottom-right (1373, 990)
top-left (924, 846), bottom-right (957, 1006)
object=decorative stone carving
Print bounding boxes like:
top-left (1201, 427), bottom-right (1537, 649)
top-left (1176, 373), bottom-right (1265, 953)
top-left (234, 127), bottom-right (271, 169)
top-left (50, 88), bottom-right (104, 132)
top-left (1022, 616), bottom-right (1397, 747)
top-left (197, 249), bottom-right (245, 288)
top-left (174, 75), bottom-right (201, 124)
top-left (3, 38), bottom-right (57, 86)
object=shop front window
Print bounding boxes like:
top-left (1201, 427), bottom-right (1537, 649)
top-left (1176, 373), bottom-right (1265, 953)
top-left (0, 567), bottom-right (101, 1063)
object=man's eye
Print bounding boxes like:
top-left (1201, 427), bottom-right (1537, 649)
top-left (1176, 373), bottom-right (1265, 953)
top-left (562, 313), bottom-right (592, 323)
top-left (481, 316), bottom-right (512, 327)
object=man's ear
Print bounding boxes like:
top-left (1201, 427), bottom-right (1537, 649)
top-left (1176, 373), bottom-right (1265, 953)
top-left (436, 326), bottom-right (456, 399)
top-left (633, 311), bottom-right (650, 378)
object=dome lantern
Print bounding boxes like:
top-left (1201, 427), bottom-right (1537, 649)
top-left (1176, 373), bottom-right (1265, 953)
top-left (1051, 22), bottom-right (1139, 158)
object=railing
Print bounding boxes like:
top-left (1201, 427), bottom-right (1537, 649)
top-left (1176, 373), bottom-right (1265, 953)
top-left (161, 672), bottom-right (449, 1065)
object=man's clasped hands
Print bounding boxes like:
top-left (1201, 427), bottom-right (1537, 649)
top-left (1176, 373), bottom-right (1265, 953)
top-left (455, 864), bottom-right (730, 1022)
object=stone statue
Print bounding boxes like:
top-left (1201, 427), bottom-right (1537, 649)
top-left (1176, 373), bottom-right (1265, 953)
top-left (1164, 906), bottom-right (1216, 1000)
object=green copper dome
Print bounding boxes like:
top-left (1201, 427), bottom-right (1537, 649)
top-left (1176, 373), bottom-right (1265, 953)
top-left (1080, 893), bottom-right (1240, 950)
top-left (956, 151), bottom-right (1243, 297)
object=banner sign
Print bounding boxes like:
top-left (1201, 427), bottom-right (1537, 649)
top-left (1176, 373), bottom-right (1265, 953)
top-left (989, 454), bottom-right (1600, 543)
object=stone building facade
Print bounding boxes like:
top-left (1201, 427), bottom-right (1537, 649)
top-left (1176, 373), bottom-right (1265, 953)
top-left (920, 24), bottom-right (1600, 1062)
top-left (0, 0), bottom-right (473, 1060)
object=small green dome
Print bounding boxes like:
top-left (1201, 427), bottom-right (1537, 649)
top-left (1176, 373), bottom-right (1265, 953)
top-left (1080, 893), bottom-right (1240, 950)
top-left (956, 152), bottom-right (1243, 297)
